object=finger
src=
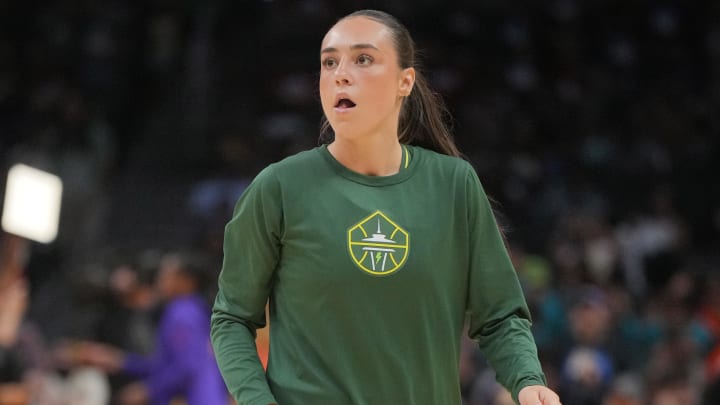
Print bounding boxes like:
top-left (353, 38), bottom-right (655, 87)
top-left (544, 395), bottom-right (561, 405)
top-left (539, 390), bottom-right (561, 405)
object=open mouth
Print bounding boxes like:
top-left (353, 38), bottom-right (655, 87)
top-left (335, 98), bottom-right (356, 109)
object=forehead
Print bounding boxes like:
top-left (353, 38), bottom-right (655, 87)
top-left (321, 16), bottom-right (394, 51)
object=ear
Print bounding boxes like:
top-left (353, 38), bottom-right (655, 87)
top-left (398, 67), bottom-right (415, 97)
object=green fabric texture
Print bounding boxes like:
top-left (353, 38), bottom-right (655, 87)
top-left (211, 145), bottom-right (546, 405)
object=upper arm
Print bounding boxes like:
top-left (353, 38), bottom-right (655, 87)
top-left (212, 165), bottom-right (284, 332)
top-left (463, 163), bottom-right (531, 338)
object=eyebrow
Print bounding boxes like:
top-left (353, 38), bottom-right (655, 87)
top-left (320, 43), bottom-right (379, 54)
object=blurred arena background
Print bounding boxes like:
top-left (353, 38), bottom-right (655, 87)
top-left (1, 0), bottom-right (719, 404)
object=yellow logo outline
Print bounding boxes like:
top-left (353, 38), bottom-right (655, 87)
top-left (347, 210), bottom-right (409, 276)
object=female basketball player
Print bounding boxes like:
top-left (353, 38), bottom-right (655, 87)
top-left (211, 9), bottom-right (561, 405)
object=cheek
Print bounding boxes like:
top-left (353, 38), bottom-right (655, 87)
top-left (318, 73), bottom-right (335, 111)
top-left (363, 70), bottom-right (399, 104)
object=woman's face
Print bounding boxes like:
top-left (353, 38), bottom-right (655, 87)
top-left (319, 16), bottom-right (414, 140)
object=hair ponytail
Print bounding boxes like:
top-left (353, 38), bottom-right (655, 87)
top-left (398, 71), bottom-right (460, 157)
top-left (319, 9), bottom-right (462, 158)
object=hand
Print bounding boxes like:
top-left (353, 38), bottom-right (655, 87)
top-left (75, 341), bottom-right (125, 373)
top-left (118, 382), bottom-right (149, 405)
top-left (518, 385), bottom-right (561, 405)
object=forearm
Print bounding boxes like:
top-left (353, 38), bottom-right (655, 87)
top-left (211, 315), bottom-right (277, 405)
top-left (474, 313), bottom-right (546, 403)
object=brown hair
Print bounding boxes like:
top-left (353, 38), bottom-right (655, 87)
top-left (319, 9), bottom-right (461, 157)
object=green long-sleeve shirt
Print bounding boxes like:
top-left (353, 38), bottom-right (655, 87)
top-left (211, 145), bottom-right (545, 405)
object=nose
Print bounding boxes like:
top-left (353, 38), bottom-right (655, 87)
top-left (334, 59), bottom-right (352, 86)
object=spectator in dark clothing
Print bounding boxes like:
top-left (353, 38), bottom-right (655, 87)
top-left (93, 254), bottom-right (158, 401)
top-left (78, 253), bottom-right (228, 405)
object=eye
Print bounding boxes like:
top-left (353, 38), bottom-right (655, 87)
top-left (356, 54), bottom-right (373, 65)
top-left (322, 58), bottom-right (338, 69)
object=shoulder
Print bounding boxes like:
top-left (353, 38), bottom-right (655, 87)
top-left (411, 147), bottom-right (491, 202)
top-left (269, 147), bottom-right (324, 175)
top-left (251, 147), bottom-right (324, 185)
top-left (411, 145), bottom-right (475, 180)
top-left (165, 295), bottom-right (208, 322)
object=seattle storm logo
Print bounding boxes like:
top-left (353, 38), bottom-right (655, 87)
top-left (348, 211), bottom-right (409, 276)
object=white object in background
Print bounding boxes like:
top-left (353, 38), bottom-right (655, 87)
top-left (65, 367), bottom-right (111, 405)
top-left (2, 164), bottom-right (63, 244)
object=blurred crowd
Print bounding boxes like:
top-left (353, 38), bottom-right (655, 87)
top-left (1, 0), bottom-right (719, 404)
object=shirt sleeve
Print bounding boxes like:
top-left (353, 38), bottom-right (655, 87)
top-left (463, 163), bottom-right (546, 403)
top-left (211, 165), bottom-right (282, 405)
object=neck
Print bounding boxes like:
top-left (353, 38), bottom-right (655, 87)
top-left (328, 133), bottom-right (403, 176)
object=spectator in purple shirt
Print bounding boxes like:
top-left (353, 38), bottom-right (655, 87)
top-left (80, 253), bottom-right (228, 405)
